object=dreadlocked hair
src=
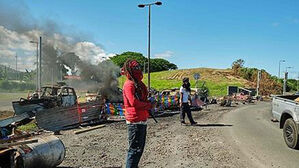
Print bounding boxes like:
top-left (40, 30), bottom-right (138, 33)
top-left (123, 59), bottom-right (145, 100)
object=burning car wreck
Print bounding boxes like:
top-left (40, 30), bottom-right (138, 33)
top-left (12, 83), bottom-right (78, 117)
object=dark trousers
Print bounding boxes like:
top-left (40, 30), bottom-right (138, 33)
top-left (126, 124), bottom-right (147, 168)
top-left (180, 103), bottom-right (195, 123)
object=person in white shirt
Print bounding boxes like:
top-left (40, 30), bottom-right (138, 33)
top-left (180, 77), bottom-right (197, 125)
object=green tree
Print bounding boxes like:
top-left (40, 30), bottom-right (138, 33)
top-left (150, 58), bottom-right (178, 72)
top-left (110, 51), bottom-right (177, 72)
top-left (110, 52), bottom-right (147, 68)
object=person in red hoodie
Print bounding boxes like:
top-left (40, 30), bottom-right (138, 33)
top-left (122, 59), bottom-right (152, 168)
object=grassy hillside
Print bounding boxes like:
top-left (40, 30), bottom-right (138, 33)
top-left (119, 68), bottom-right (255, 96)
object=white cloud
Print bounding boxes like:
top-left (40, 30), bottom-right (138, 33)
top-left (72, 41), bottom-right (115, 65)
top-left (73, 41), bottom-right (115, 64)
top-left (0, 26), bottom-right (37, 71)
top-left (0, 26), bottom-right (36, 51)
top-left (0, 25), bottom-right (115, 71)
top-left (0, 49), bottom-right (15, 58)
top-left (154, 51), bottom-right (174, 59)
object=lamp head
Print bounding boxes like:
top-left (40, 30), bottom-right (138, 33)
top-left (155, 1), bottom-right (162, 5)
top-left (138, 4), bottom-right (145, 8)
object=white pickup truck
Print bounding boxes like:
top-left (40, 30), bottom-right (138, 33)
top-left (272, 95), bottom-right (299, 149)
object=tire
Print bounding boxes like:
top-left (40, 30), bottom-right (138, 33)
top-left (283, 118), bottom-right (299, 149)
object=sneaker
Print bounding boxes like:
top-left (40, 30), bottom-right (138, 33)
top-left (181, 121), bottom-right (186, 125)
top-left (191, 122), bottom-right (197, 126)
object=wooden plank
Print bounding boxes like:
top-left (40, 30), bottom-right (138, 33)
top-left (74, 125), bottom-right (105, 135)
top-left (0, 139), bottom-right (38, 148)
top-left (0, 148), bottom-right (15, 156)
top-left (0, 134), bottom-right (32, 144)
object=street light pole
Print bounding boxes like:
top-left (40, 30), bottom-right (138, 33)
top-left (148, 5), bottom-right (151, 91)
top-left (283, 66), bottom-right (293, 95)
top-left (30, 40), bottom-right (39, 91)
top-left (144, 61), bottom-right (147, 73)
top-left (138, 1), bottom-right (162, 91)
top-left (278, 60), bottom-right (285, 78)
top-left (286, 66), bottom-right (293, 73)
top-left (15, 53), bottom-right (18, 81)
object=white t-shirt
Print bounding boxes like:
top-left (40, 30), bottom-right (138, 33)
top-left (180, 86), bottom-right (190, 103)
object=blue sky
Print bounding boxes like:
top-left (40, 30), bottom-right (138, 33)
top-left (2, 0), bottom-right (299, 78)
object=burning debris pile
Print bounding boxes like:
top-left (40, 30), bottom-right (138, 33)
top-left (59, 52), bottom-right (122, 102)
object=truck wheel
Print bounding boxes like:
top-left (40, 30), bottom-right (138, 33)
top-left (283, 118), bottom-right (299, 149)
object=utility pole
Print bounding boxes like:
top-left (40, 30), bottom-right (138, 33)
top-left (8, 65), bottom-right (10, 80)
top-left (39, 36), bottom-right (42, 97)
top-left (4, 65), bottom-right (7, 80)
top-left (51, 68), bottom-right (54, 86)
top-left (30, 40), bottom-right (39, 91)
top-left (61, 67), bottom-right (63, 81)
top-left (256, 70), bottom-right (261, 97)
top-left (297, 72), bottom-right (299, 92)
top-left (283, 72), bottom-right (288, 95)
top-left (15, 53), bottom-right (18, 81)
top-left (57, 49), bottom-right (63, 81)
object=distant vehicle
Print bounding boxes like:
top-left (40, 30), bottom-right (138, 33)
top-left (272, 95), bottom-right (299, 149)
top-left (295, 92), bottom-right (299, 95)
top-left (1, 84), bottom-right (84, 130)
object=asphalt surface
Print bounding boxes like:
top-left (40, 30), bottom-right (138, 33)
top-left (222, 102), bottom-right (299, 168)
top-left (0, 100), bottom-right (13, 111)
top-left (0, 92), bottom-right (26, 111)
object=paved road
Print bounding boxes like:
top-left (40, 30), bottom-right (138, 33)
top-left (0, 92), bottom-right (28, 111)
top-left (222, 102), bottom-right (299, 168)
top-left (0, 101), bottom-right (13, 111)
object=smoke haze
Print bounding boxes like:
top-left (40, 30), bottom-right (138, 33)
top-left (0, 1), bottom-right (120, 98)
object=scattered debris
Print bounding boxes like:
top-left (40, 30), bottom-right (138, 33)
top-left (0, 113), bottom-right (30, 128)
top-left (74, 124), bottom-right (106, 134)
top-left (0, 135), bottom-right (65, 168)
top-left (86, 92), bottom-right (98, 102)
top-left (0, 139), bottom-right (38, 148)
top-left (210, 98), bottom-right (217, 104)
top-left (36, 101), bottom-right (103, 132)
top-left (271, 118), bottom-right (278, 122)
top-left (220, 99), bottom-right (232, 107)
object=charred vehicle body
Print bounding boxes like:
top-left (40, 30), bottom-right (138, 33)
top-left (12, 85), bottom-right (77, 117)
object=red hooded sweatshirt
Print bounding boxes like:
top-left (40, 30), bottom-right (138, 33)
top-left (123, 80), bottom-right (151, 122)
